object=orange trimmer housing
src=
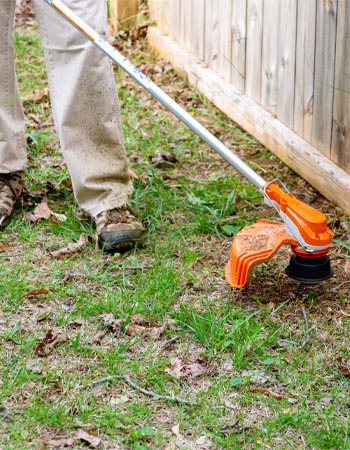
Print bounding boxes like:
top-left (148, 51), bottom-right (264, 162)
top-left (225, 181), bottom-right (333, 288)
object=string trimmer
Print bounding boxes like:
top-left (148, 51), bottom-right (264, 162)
top-left (43, 0), bottom-right (334, 288)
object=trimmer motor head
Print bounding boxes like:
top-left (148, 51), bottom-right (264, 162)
top-left (225, 181), bottom-right (334, 288)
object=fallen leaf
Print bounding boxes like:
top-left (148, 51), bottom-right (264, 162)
top-left (110, 395), bottom-right (130, 405)
top-left (339, 366), bottom-right (350, 376)
top-left (165, 356), bottom-right (205, 379)
top-left (151, 149), bottom-right (178, 166)
top-left (101, 313), bottom-right (123, 333)
top-left (27, 87), bottom-right (49, 102)
top-left (24, 288), bottom-right (49, 298)
top-left (29, 198), bottom-right (67, 224)
top-left (165, 358), bottom-right (184, 378)
top-left (340, 303), bottom-right (350, 317)
top-left (43, 435), bottom-right (75, 447)
top-left (345, 261), bottom-right (350, 274)
top-left (74, 429), bottom-right (101, 447)
top-left (43, 429), bottom-right (101, 448)
top-left (127, 167), bottom-right (139, 180)
top-left (90, 330), bottom-right (108, 344)
top-left (125, 314), bottom-right (167, 339)
top-left (171, 424), bottom-right (181, 437)
top-left (35, 330), bottom-right (67, 356)
top-left (49, 233), bottom-right (88, 258)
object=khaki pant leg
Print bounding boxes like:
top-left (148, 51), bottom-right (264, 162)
top-left (0, 0), bottom-right (28, 172)
top-left (32, 0), bottom-right (133, 216)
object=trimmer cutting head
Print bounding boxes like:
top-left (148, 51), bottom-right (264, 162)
top-left (225, 181), bottom-right (334, 288)
top-left (285, 251), bottom-right (334, 284)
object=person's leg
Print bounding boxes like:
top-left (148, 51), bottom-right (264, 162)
top-left (0, 0), bottom-right (26, 228)
top-left (32, 0), bottom-right (133, 217)
top-left (32, 0), bottom-right (145, 251)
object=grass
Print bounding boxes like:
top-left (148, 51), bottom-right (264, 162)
top-left (0, 11), bottom-right (349, 449)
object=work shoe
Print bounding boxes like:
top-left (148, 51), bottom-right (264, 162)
top-left (0, 172), bottom-right (23, 229)
top-left (95, 204), bottom-right (146, 253)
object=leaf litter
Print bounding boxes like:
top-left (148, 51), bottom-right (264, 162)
top-left (4, 2), bottom-right (350, 449)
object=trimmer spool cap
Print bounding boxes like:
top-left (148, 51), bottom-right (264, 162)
top-left (285, 249), bottom-right (334, 284)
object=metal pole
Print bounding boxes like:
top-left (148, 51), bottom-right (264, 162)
top-left (43, 0), bottom-right (266, 189)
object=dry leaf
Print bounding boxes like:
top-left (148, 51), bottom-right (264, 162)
top-left (127, 167), bottom-right (139, 180)
top-left (345, 261), bottom-right (350, 274)
top-left (340, 303), bottom-right (350, 317)
top-left (74, 429), bottom-right (101, 447)
top-left (101, 313), bottom-right (123, 333)
top-left (30, 198), bottom-right (67, 224)
top-left (165, 358), bottom-right (184, 378)
top-left (44, 434), bottom-right (75, 447)
top-left (110, 395), bottom-right (130, 405)
top-left (151, 149), bottom-right (178, 166)
top-left (165, 356), bottom-right (205, 379)
top-left (43, 429), bottom-right (100, 448)
top-left (35, 330), bottom-right (67, 356)
top-left (49, 233), bottom-right (88, 258)
top-left (339, 366), bottom-right (350, 376)
top-left (125, 314), bottom-right (167, 339)
top-left (27, 87), bottom-right (49, 102)
top-left (171, 424), bottom-right (181, 437)
top-left (24, 288), bottom-right (49, 298)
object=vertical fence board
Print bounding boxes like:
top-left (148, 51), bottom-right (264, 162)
top-left (179, 0), bottom-right (190, 48)
top-left (245, 0), bottom-right (263, 103)
top-left (294, 0), bottom-right (317, 142)
top-left (148, 0), bottom-right (168, 32)
top-left (331, 0), bottom-right (350, 171)
top-left (261, 0), bottom-right (279, 116)
top-left (168, 0), bottom-right (180, 39)
top-left (204, 0), bottom-right (232, 82)
top-left (231, 1), bottom-right (247, 92)
top-left (190, 0), bottom-right (205, 59)
top-left (312, 0), bottom-right (337, 157)
top-left (277, 0), bottom-right (297, 128)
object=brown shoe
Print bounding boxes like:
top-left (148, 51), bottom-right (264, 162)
top-left (95, 204), bottom-right (146, 253)
top-left (0, 172), bottom-right (23, 229)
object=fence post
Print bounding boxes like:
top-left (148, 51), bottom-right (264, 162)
top-left (109, 0), bottom-right (138, 33)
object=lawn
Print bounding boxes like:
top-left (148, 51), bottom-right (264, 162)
top-left (1, 2), bottom-right (350, 449)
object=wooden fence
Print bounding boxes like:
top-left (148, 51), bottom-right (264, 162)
top-left (146, 0), bottom-right (350, 213)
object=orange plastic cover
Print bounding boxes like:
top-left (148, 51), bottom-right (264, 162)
top-left (225, 219), bottom-right (298, 288)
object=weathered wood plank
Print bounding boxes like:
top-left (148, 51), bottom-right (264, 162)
top-left (261, 0), bottom-right (279, 116)
top-left (204, 0), bottom-right (232, 82)
top-left (245, 0), bottom-right (263, 103)
top-left (190, 0), bottom-right (205, 59)
top-left (331, 0), bottom-right (350, 172)
top-left (277, 0), bottom-right (297, 128)
top-left (109, 0), bottom-right (138, 31)
top-left (148, 27), bottom-right (350, 213)
top-left (294, 0), bottom-right (317, 142)
top-left (312, 0), bottom-right (337, 157)
top-left (230, 1), bottom-right (247, 93)
top-left (168, 0), bottom-right (180, 40)
top-left (179, 0), bottom-right (191, 49)
top-left (148, 0), bottom-right (168, 32)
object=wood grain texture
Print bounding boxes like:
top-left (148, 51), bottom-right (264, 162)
top-left (331, 0), bottom-right (350, 172)
top-left (148, 27), bottom-right (350, 213)
top-left (294, 0), bottom-right (317, 143)
top-left (312, 0), bottom-right (337, 157)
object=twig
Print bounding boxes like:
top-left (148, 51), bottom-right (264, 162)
top-left (159, 335), bottom-right (180, 349)
top-left (301, 307), bottom-right (310, 347)
top-left (92, 374), bottom-right (194, 405)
